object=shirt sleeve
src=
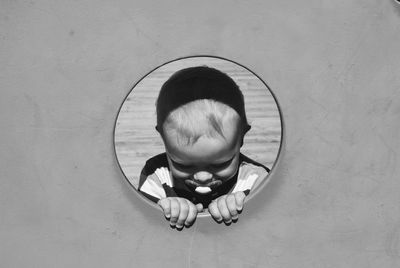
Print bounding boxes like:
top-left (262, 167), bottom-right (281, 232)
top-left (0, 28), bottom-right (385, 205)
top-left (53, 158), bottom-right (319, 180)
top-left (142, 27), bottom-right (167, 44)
top-left (231, 162), bottom-right (269, 195)
top-left (138, 167), bottom-right (175, 202)
top-left (139, 173), bottom-right (167, 201)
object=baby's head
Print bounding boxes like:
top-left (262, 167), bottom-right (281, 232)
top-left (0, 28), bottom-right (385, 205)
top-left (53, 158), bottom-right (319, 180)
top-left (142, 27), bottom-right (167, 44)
top-left (156, 66), bottom-right (251, 194)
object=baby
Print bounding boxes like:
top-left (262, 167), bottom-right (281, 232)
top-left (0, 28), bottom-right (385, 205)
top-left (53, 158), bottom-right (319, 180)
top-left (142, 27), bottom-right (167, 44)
top-left (138, 66), bottom-right (269, 229)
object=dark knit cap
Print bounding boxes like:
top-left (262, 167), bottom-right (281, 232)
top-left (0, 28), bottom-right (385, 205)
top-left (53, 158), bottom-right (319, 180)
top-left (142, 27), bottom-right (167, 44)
top-left (156, 66), bottom-right (250, 133)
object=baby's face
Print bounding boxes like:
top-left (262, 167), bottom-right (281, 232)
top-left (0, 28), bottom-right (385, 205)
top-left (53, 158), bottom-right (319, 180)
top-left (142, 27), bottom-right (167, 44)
top-left (162, 122), bottom-right (242, 194)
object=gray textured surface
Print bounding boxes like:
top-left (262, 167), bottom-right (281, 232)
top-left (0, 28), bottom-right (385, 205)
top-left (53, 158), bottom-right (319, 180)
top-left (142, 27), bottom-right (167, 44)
top-left (1, 0), bottom-right (400, 267)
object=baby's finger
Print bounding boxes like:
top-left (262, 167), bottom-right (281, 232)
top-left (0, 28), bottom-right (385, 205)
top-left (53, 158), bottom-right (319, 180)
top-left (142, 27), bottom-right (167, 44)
top-left (157, 198), bottom-right (171, 219)
top-left (184, 201), bottom-right (197, 227)
top-left (217, 197), bottom-right (232, 223)
top-left (226, 194), bottom-right (238, 220)
top-left (234, 191), bottom-right (246, 211)
top-left (208, 201), bottom-right (222, 222)
top-left (176, 199), bottom-right (189, 229)
top-left (195, 203), bottom-right (204, 213)
top-left (169, 198), bottom-right (180, 227)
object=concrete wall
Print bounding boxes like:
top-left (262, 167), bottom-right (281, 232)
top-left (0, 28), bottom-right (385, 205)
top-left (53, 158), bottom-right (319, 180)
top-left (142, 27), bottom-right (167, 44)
top-left (1, 0), bottom-right (400, 267)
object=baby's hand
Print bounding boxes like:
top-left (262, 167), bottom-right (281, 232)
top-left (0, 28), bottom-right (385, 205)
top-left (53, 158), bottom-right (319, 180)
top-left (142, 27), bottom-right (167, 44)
top-left (157, 197), bottom-right (203, 229)
top-left (208, 191), bottom-right (246, 224)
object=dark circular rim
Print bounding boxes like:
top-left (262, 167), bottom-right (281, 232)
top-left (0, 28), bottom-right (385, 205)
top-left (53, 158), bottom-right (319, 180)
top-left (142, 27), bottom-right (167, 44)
top-left (113, 55), bottom-right (284, 218)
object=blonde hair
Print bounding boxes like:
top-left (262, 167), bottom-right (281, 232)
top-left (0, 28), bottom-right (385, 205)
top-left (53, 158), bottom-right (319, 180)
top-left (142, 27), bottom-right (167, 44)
top-left (162, 99), bottom-right (242, 146)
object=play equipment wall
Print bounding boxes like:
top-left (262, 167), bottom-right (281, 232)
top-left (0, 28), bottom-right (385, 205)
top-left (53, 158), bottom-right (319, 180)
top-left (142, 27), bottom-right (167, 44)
top-left (1, 1), bottom-right (400, 267)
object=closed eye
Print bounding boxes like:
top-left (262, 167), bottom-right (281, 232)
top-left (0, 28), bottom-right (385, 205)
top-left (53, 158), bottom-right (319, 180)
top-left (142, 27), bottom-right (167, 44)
top-left (211, 157), bottom-right (234, 169)
top-left (169, 156), bottom-right (235, 170)
top-left (171, 160), bottom-right (195, 170)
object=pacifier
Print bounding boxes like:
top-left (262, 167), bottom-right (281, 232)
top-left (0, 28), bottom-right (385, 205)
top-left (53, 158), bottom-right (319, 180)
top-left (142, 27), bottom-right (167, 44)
top-left (194, 186), bottom-right (212, 194)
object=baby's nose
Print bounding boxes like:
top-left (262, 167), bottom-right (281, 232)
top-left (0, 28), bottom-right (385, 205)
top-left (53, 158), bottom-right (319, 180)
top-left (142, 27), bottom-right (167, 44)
top-left (193, 171), bottom-right (213, 184)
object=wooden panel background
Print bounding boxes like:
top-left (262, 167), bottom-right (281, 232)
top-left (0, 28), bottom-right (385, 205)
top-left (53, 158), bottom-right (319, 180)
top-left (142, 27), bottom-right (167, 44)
top-left (114, 57), bottom-right (281, 188)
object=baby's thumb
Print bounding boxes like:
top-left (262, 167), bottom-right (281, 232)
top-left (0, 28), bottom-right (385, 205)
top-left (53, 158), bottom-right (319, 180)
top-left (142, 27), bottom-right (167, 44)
top-left (235, 192), bottom-right (246, 211)
top-left (157, 199), bottom-right (171, 218)
top-left (195, 203), bottom-right (204, 212)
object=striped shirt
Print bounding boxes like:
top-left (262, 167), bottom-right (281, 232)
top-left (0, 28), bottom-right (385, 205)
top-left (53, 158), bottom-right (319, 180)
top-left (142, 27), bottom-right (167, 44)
top-left (138, 153), bottom-right (270, 208)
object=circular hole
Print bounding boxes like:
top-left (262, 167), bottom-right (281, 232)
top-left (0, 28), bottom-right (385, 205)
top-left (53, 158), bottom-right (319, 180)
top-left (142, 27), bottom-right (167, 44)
top-left (114, 56), bottom-right (283, 217)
